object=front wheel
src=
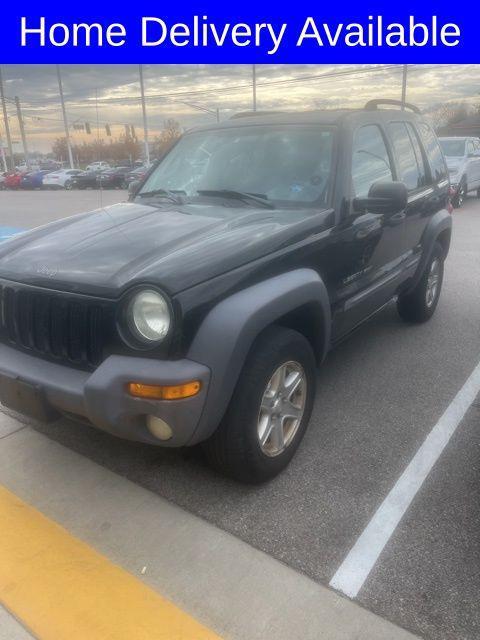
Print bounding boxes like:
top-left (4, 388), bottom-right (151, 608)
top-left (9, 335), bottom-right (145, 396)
top-left (397, 242), bottom-right (445, 323)
top-left (203, 326), bottom-right (316, 483)
top-left (64, 180), bottom-right (73, 190)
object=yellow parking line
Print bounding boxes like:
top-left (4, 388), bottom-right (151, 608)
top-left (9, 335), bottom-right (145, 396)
top-left (0, 485), bottom-right (222, 640)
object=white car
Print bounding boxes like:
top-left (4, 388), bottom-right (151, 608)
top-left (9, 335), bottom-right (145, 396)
top-left (43, 169), bottom-right (84, 189)
top-left (438, 137), bottom-right (480, 207)
top-left (85, 161), bottom-right (110, 172)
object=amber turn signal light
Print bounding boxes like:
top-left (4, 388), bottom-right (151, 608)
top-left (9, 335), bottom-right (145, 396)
top-left (127, 381), bottom-right (201, 400)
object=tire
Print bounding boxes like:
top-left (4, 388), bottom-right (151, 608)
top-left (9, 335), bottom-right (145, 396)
top-left (453, 178), bottom-right (467, 208)
top-left (64, 180), bottom-right (72, 190)
top-left (397, 242), bottom-right (445, 323)
top-left (476, 188), bottom-right (480, 198)
top-left (203, 326), bottom-right (316, 483)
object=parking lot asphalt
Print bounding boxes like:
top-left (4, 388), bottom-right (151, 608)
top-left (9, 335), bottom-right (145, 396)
top-left (1, 190), bottom-right (480, 640)
top-left (0, 189), bottom-right (127, 228)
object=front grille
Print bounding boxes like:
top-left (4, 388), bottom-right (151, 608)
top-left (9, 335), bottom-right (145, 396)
top-left (0, 281), bottom-right (113, 369)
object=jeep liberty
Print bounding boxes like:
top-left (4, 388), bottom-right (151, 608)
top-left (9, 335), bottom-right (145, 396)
top-left (0, 99), bottom-right (452, 482)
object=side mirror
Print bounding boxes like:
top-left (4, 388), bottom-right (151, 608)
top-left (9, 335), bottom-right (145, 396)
top-left (353, 181), bottom-right (408, 215)
top-left (128, 180), bottom-right (140, 200)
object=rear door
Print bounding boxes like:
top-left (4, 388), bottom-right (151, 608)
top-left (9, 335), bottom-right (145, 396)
top-left (387, 120), bottom-right (441, 259)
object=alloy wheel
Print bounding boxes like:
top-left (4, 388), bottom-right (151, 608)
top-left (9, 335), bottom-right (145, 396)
top-left (257, 361), bottom-right (307, 457)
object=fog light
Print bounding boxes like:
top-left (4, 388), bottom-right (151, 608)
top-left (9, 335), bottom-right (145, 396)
top-left (128, 381), bottom-right (201, 400)
top-left (147, 415), bottom-right (173, 441)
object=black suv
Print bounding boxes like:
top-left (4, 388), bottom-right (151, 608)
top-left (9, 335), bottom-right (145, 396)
top-left (0, 100), bottom-right (452, 483)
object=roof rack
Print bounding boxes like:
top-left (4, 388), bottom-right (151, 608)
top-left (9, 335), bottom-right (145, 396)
top-left (364, 99), bottom-right (421, 114)
top-left (230, 111), bottom-right (285, 119)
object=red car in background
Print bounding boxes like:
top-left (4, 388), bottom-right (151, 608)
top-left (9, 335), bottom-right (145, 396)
top-left (4, 172), bottom-right (23, 189)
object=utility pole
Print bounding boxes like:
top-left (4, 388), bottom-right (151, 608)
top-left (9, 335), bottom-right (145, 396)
top-left (0, 141), bottom-right (7, 172)
top-left (0, 67), bottom-right (14, 170)
top-left (401, 65), bottom-right (408, 110)
top-left (252, 64), bottom-right (257, 112)
top-left (56, 65), bottom-right (74, 169)
top-left (139, 64), bottom-right (150, 165)
top-left (14, 96), bottom-right (29, 168)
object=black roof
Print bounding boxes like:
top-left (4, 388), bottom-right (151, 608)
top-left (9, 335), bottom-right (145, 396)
top-left (189, 101), bottom-right (422, 134)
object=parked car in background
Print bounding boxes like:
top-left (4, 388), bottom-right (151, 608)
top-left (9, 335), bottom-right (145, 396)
top-left (438, 137), bottom-right (480, 207)
top-left (43, 169), bottom-right (84, 189)
top-left (85, 161), bottom-right (110, 172)
top-left (123, 165), bottom-right (150, 189)
top-left (96, 166), bottom-right (131, 189)
top-left (39, 161), bottom-right (62, 172)
top-left (16, 163), bottom-right (40, 174)
top-left (20, 170), bottom-right (52, 190)
top-left (69, 170), bottom-right (103, 189)
top-left (4, 172), bottom-right (23, 189)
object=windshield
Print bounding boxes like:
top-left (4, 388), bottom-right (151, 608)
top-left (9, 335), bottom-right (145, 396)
top-left (439, 139), bottom-right (466, 157)
top-left (139, 125), bottom-right (334, 207)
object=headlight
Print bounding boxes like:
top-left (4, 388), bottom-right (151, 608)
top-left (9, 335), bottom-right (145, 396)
top-left (127, 289), bottom-right (171, 343)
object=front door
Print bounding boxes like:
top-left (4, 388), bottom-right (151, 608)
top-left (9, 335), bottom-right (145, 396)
top-left (331, 123), bottom-right (407, 340)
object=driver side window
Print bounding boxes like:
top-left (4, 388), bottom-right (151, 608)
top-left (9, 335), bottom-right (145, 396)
top-left (352, 125), bottom-right (393, 197)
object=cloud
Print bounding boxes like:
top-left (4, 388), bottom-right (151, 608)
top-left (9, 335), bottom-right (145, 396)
top-left (1, 64), bottom-right (478, 153)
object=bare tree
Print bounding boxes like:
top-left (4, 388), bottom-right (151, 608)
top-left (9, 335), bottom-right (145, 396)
top-left (151, 119), bottom-right (182, 159)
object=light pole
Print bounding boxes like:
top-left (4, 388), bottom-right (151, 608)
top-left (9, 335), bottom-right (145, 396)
top-left (139, 65), bottom-right (150, 165)
top-left (0, 139), bottom-right (7, 172)
top-left (401, 65), bottom-right (408, 110)
top-left (57, 65), bottom-right (75, 169)
top-left (0, 67), bottom-right (14, 170)
top-left (14, 96), bottom-right (29, 168)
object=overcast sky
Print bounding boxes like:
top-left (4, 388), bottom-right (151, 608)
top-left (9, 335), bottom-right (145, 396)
top-left (1, 64), bottom-right (479, 153)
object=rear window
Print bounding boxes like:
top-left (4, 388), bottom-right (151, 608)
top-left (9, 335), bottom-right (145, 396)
top-left (418, 124), bottom-right (448, 182)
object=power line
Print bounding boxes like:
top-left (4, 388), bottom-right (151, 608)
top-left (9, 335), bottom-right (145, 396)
top-left (80, 64), bottom-right (447, 107)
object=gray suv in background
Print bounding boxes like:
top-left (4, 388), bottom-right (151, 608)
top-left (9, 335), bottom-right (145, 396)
top-left (439, 136), bottom-right (480, 207)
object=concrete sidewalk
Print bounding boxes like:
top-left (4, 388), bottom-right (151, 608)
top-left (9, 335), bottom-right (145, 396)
top-left (0, 606), bottom-right (33, 640)
top-left (0, 409), bottom-right (419, 640)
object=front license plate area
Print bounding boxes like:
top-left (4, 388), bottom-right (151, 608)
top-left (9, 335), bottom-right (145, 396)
top-left (0, 375), bottom-right (59, 422)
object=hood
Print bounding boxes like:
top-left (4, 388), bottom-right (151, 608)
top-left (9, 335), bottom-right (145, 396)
top-left (0, 201), bottom-right (331, 297)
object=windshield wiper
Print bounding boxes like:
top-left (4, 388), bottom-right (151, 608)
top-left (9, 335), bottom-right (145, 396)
top-left (138, 188), bottom-right (186, 204)
top-left (197, 189), bottom-right (275, 209)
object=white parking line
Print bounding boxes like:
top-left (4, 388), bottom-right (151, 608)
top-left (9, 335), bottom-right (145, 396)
top-left (330, 359), bottom-right (480, 599)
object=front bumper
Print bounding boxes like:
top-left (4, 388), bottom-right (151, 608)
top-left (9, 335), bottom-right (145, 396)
top-left (0, 343), bottom-right (211, 447)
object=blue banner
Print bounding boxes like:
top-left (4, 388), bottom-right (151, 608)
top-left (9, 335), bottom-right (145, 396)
top-left (0, 1), bottom-right (477, 63)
